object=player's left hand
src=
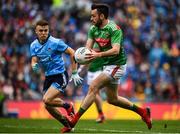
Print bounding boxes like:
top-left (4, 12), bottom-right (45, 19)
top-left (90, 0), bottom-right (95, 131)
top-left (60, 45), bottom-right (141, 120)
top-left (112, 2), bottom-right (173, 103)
top-left (70, 71), bottom-right (83, 86)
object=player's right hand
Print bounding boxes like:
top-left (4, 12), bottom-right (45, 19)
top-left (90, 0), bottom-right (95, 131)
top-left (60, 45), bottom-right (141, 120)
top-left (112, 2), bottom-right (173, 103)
top-left (85, 49), bottom-right (101, 61)
top-left (32, 63), bottom-right (39, 72)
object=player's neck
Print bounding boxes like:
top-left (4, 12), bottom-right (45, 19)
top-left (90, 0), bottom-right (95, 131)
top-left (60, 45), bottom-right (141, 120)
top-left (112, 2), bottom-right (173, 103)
top-left (37, 35), bottom-right (50, 45)
top-left (100, 19), bottom-right (109, 28)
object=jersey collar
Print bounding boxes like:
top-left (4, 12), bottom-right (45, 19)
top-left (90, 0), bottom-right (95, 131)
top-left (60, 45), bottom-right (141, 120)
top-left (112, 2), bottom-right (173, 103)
top-left (102, 19), bottom-right (110, 29)
top-left (37, 34), bottom-right (50, 45)
top-left (97, 19), bottom-right (109, 29)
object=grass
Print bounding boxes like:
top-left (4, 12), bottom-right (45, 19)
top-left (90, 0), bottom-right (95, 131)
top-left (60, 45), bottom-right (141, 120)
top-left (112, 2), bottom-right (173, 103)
top-left (0, 119), bottom-right (179, 134)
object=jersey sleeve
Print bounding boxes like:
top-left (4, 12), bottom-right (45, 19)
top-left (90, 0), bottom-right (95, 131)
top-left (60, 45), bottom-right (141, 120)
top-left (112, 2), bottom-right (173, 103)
top-left (30, 43), bottom-right (36, 57)
top-left (88, 26), bottom-right (94, 39)
top-left (57, 39), bottom-right (68, 52)
top-left (111, 29), bottom-right (123, 46)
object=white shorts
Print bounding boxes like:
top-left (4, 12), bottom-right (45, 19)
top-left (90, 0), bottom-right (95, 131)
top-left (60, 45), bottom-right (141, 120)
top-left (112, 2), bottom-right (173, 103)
top-left (103, 64), bottom-right (127, 84)
top-left (87, 70), bottom-right (102, 85)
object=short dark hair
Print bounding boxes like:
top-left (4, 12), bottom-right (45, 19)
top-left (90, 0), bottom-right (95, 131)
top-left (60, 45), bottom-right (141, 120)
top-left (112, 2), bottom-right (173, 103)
top-left (35, 19), bottom-right (49, 28)
top-left (91, 3), bottom-right (109, 19)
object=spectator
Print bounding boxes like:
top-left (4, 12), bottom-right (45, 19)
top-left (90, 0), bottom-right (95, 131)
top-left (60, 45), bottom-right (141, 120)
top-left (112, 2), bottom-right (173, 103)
top-left (0, 0), bottom-right (179, 102)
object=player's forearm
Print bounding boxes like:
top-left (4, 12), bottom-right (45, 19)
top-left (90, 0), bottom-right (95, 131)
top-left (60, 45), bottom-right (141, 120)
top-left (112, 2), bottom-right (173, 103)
top-left (99, 45), bottom-right (119, 57)
top-left (86, 38), bottom-right (94, 49)
top-left (65, 47), bottom-right (77, 72)
top-left (70, 54), bottom-right (78, 72)
top-left (31, 56), bottom-right (38, 67)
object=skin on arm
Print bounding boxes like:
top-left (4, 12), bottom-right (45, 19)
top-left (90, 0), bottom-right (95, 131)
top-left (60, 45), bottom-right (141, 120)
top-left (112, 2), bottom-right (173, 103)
top-left (99, 44), bottom-right (120, 57)
top-left (31, 56), bottom-right (38, 67)
top-left (65, 47), bottom-right (84, 86)
top-left (86, 38), bottom-right (94, 49)
top-left (88, 44), bottom-right (120, 60)
top-left (65, 47), bottom-right (77, 72)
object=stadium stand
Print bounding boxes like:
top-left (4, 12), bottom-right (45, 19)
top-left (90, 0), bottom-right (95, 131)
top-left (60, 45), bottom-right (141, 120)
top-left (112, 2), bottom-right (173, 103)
top-left (0, 0), bottom-right (179, 104)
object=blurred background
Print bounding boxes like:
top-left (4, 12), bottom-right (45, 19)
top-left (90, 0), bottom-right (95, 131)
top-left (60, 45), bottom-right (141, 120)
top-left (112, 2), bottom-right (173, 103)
top-left (0, 0), bottom-right (179, 119)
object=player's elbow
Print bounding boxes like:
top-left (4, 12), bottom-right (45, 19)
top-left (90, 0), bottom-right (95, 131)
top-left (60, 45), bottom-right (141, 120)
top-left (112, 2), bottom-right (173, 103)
top-left (66, 47), bottom-right (75, 56)
top-left (68, 49), bottom-right (75, 60)
top-left (112, 45), bottom-right (120, 55)
top-left (114, 49), bottom-right (119, 55)
top-left (113, 48), bottom-right (119, 55)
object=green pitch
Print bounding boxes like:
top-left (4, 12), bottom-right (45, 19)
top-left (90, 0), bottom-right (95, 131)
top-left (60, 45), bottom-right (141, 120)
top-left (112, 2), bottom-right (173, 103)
top-left (0, 119), bottom-right (179, 134)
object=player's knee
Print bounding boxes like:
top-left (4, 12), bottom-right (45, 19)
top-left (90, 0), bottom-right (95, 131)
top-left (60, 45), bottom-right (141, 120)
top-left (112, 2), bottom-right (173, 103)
top-left (107, 97), bottom-right (118, 105)
top-left (89, 84), bottom-right (98, 94)
top-left (43, 96), bottom-right (51, 105)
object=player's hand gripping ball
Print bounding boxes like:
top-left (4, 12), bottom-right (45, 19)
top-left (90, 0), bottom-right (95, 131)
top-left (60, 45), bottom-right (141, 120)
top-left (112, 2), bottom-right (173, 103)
top-left (74, 47), bottom-right (92, 64)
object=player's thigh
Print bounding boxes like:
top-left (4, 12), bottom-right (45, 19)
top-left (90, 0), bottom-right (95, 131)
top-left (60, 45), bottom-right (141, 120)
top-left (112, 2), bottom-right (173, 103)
top-left (90, 73), bottom-right (111, 91)
top-left (87, 70), bottom-right (102, 85)
top-left (43, 72), bottom-right (68, 102)
top-left (105, 84), bottom-right (118, 102)
top-left (43, 86), bottom-right (61, 102)
top-left (103, 64), bottom-right (126, 84)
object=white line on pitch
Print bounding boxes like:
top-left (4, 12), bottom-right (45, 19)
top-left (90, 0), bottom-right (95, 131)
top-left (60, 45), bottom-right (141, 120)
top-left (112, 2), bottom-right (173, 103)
top-left (2, 125), bottom-right (180, 134)
top-left (79, 128), bottom-right (142, 133)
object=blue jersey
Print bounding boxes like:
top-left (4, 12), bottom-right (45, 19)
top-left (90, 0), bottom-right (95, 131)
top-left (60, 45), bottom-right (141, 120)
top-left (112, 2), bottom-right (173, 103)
top-left (30, 36), bottom-right (68, 76)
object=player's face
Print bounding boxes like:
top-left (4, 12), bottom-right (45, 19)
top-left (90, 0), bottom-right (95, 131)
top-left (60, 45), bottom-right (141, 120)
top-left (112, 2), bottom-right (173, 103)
top-left (35, 25), bottom-right (49, 42)
top-left (91, 9), bottom-right (102, 27)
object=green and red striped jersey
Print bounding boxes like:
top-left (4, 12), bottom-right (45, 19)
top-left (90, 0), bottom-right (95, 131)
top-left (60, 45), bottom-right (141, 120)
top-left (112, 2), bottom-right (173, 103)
top-left (88, 43), bottom-right (104, 72)
top-left (88, 20), bottom-right (127, 65)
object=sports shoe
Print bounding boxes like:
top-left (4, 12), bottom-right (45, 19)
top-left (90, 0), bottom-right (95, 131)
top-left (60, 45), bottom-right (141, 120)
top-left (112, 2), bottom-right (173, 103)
top-left (60, 127), bottom-right (72, 133)
top-left (65, 114), bottom-right (78, 128)
top-left (66, 102), bottom-right (75, 116)
top-left (96, 114), bottom-right (105, 123)
top-left (141, 107), bottom-right (152, 129)
top-left (60, 116), bottom-right (73, 133)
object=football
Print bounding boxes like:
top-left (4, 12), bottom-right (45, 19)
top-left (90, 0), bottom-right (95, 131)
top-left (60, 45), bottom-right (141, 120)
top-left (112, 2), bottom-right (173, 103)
top-left (74, 47), bottom-right (91, 64)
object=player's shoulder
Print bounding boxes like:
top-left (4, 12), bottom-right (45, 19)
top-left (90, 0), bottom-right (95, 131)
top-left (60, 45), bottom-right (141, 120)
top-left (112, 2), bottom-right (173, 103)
top-left (89, 25), bottom-right (97, 31)
top-left (107, 20), bottom-right (121, 31)
top-left (48, 36), bottom-right (60, 43)
top-left (30, 39), bottom-right (38, 48)
top-left (49, 36), bottom-right (65, 44)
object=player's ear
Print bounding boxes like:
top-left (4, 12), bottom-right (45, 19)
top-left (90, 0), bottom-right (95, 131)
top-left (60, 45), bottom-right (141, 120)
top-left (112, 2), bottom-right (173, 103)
top-left (100, 14), bottom-right (104, 20)
top-left (35, 28), bottom-right (38, 34)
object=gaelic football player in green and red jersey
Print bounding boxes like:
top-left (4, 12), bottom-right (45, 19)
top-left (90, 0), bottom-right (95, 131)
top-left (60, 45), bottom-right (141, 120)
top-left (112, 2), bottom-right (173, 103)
top-left (64, 3), bottom-right (152, 132)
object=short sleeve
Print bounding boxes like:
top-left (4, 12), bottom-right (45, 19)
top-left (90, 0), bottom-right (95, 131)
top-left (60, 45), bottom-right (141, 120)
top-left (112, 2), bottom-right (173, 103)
top-left (57, 39), bottom-right (68, 52)
top-left (88, 26), bottom-right (94, 39)
top-left (30, 43), bottom-right (36, 57)
top-left (111, 29), bottom-right (123, 46)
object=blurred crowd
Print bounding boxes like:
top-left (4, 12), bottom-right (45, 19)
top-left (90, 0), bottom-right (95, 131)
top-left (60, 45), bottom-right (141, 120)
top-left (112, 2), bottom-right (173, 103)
top-left (0, 0), bottom-right (179, 103)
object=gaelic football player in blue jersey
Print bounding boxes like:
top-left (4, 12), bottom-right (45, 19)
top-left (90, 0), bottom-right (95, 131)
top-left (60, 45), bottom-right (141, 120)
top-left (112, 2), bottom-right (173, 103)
top-left (30, 20), bottom-right (82, 133)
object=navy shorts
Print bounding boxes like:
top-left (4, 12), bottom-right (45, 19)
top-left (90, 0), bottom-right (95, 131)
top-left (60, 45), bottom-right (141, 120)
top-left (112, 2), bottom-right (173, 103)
top-left (43, 71), bottom-right (69, 93)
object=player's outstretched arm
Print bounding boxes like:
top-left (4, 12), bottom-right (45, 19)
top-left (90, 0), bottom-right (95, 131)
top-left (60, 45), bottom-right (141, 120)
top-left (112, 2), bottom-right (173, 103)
top-left (65, 47), bottom-right (77, 72)
top-left (31, 56), bottom-right (39, 72)
top-left (98, 44), bottom-right (120, 57)
top-left (86, 44), bottom-right (120, 60)
top-left (85, 38), bottom-right (94, 49)
top-left (65, 47), bottom-right (83, 86)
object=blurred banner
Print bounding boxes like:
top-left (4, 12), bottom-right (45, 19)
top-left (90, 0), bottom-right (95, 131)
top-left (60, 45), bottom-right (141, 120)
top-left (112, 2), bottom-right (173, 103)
top-left (6, 101), bottom-right (180, 120)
